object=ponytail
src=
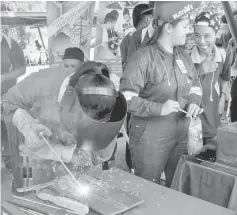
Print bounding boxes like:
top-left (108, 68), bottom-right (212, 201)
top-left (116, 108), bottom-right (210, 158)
top-left (146, 24), bottom-right (164, 46)
top-left (146, 18), bottom-right (184, 46)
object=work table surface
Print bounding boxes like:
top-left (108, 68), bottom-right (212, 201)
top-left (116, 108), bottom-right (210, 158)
top-left (1, 167), bottom-right (237, 215)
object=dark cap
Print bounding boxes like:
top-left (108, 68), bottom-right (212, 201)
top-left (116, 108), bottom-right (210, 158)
top-left (141, 1), bottom-right (154, 15)
top-left (62, 47), bottom-right (84, 62)
top-left (133, 4), bottom-right (153, 28)
top-left (153, 1), bottom-right (201, 23)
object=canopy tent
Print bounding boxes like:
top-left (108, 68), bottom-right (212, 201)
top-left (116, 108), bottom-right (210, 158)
top-left (0, 12), bottom-right (47, 27)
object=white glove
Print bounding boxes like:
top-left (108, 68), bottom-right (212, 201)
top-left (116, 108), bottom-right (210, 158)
top-left (12, 108), bottom-right (52, 148)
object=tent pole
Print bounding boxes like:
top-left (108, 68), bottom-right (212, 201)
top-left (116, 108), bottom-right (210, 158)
top-left (37, 27), bottom-right (45, 50)
top-left (221, 1), bottom-right (237, 42)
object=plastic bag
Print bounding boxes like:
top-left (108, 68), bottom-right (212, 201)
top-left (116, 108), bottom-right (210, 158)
top-left (188, 117), bottom-right (203, 155)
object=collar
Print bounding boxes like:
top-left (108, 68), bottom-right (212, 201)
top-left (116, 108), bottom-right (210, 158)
top-left (155, 40), bottom-right (181, 59)
top-left (141, 25), bottom-right (153, 43)
top-left (60, 86), bottom-right (77, 112)
top-left (125, 27), bottom-right (136, 36)
top-left (191, 45), bottom-right (224, 63)
top-left (58, 73), bottom-right (75, 112)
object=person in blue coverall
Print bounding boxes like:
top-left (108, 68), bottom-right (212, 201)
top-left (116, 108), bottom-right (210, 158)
top-left (120, 1), bottom-right (203, 187)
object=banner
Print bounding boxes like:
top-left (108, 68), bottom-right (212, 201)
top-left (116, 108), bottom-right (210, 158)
top-left (92, 1), bottom-right (140, 75)
top-left (47, 1), bottom-right (95, 65)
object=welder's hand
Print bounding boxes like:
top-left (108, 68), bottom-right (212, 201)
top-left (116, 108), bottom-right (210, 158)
top-left (161, 100), bottom-right (180, 116)
top-left (25, 123), bottom-right (53, 148)
top-left (12, 108), bottom-right (52, 148)
top-left (201, 60), bottom-right (218, 74)
top-left (186, 104), bottom-right (203, 119)
top-left (71, 149), bottom-right (92, 167)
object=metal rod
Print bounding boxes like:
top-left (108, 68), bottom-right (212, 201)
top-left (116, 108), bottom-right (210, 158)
top-left (17, 180), bottom-right (55, 193)
top-left (38, 132), bottom-right (83, 190)
top-left (12, 196), bottom-right (82, 215)
top-left (7, 200), bottom-right (50, 215)
top-left (179, 109), bottom-right (187, 114)
top-left (19, 207), bottom-right (44, 215)
top-left (221, 2), bottom-right (237, 43)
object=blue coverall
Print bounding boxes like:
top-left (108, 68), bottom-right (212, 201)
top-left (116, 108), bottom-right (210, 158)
top-left (120, 41), bottom-right (202, 187)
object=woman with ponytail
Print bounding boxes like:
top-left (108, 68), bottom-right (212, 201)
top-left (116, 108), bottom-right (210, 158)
top-left (120, 1), bottom-right (202, 187)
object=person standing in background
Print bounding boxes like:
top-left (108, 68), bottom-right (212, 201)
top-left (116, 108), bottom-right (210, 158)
top-left (191, 11), bottom-right (232, 149)
top-left (1, 33), bottom-right (26, 95)
top-left (120, 4), bottom-right (153, 168)
top-left (1, 33), bottom-right (26, 168)
top-left (216, 11), bottom-right (237, 49)
top-left (215, 11), bottom-right (237, 124)
top-left (62, 47), bottom-right (84, 75)
top-left (120, 3), bottom-right (153, 70)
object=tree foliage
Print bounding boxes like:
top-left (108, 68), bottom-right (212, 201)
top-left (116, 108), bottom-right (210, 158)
top-left (1, 1), bottom-right (46, 50)
top-left (189, 1), bottom-right (224, 20)
top-left (1, 1), bottom-right (46, 12)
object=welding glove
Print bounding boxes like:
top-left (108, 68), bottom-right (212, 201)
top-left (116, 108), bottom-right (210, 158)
top-left (12, 108), bottom-right (52, 148)
top-left (19, 143), bottom-right (76, 163)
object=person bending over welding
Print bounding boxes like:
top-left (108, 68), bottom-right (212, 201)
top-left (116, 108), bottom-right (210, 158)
top-left (2, 61), bottom-right (127, 185)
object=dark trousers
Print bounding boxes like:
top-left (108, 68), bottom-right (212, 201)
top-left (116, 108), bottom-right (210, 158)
top-left (231, 77), bottom-right (237, 122)
top-left (129, 115), bottom-right (189, 188)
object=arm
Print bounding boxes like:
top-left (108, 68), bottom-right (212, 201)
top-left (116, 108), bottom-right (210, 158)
top-left (2, 39), bottom-right (26, 82)
top-left (1, 67), bottom-right (26, 83)
top-left (119, 50), bottom-right (163, 117)
top-left (219, 46), bottom-right (232, 99)
top-left (188, 62), bottom-right (202, 106)
top-left (2, 72), bottom-right (41, 122)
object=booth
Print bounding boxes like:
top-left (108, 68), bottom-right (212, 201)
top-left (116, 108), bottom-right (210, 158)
top-left (1, 1), bottom-right (237, 215)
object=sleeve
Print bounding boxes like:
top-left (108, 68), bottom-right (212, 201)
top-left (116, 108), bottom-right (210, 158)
top-left (220, 41), bottom-right (235, 81)
top-left (187, 58), bottom-right (202, 105)
top-left (2, 72), bottom-right (41, 123)
top-left (120, 36), bottom-right (129, 69)
top-left (215, 30), bottom-right (232, 49)
top-left (10, 39), bottom-right (26, 69)
top-left (119, 50), bottom-right (163, 117)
